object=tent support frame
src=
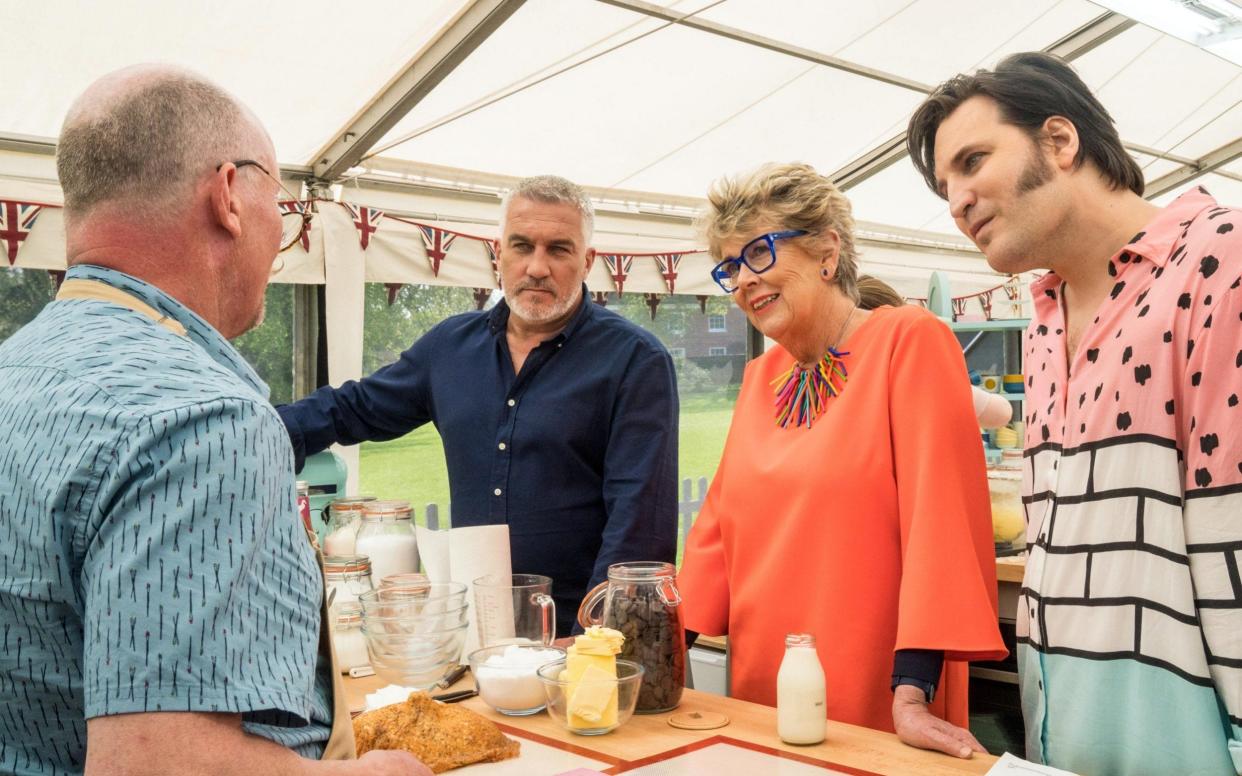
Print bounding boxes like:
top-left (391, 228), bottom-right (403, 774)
top-left (310, 0), bottom-right (526, 183)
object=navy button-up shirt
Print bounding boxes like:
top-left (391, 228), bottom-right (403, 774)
top-left (279, 290), bottom-right (678, 635)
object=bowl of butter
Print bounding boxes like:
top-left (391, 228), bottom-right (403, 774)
top-left (536, 626), bottom-right (643, 735)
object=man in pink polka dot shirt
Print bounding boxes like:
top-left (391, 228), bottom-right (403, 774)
top-left (909, 52), bottom-right (1242, 776)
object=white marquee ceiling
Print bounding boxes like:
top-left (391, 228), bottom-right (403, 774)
top-left (2, 0), bottom-right (1240, 293)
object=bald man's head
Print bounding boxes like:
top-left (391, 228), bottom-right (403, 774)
top-left (57, 65), bottom-right (267, 221)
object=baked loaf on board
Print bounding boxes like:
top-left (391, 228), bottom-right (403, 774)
top-left (353, 692), bottom-right (520, 772)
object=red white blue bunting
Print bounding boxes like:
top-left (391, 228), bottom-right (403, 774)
top-left (483, 239), bottom-right (502, 288)
top-left (600, 253), bottom-right (635, 294)
top-left (653, 253), bottom-right (682, 293)
top-left (344, 203), bottom-right (384, 250)
top-left (417, 225), bottom-right (457, 277)
top-left (279, 200), bottom-right (312, 252)
top-left (0, 201), bottom-right (43, 265)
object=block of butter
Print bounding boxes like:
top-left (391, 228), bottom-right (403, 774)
top-left (563, 626), bottom-right (624, 729)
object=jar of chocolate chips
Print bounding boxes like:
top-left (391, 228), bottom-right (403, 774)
top-left (578, 561), bottom-right (685, 713)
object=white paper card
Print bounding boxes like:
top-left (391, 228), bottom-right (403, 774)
top-left (986, 752), bottom-right (1081, 776)
top-left (415, 524), bottom-right (512, 655)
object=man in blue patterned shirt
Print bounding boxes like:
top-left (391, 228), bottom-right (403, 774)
top-left (0, 66), bottom-right (426, 775)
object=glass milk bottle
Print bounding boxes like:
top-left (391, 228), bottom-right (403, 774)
top-left (777, 633), bottom-right (826, 745)
top-left (354, 500), bottom-right (419, 585)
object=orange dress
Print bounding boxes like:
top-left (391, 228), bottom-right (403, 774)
top-left (678, 305), bottom-right (1007, 732)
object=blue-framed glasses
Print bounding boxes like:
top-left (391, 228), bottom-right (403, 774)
top-left (710, 230), bottom-right (807, 293)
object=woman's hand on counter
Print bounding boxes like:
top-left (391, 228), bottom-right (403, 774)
top-left (890, 685), bottom-right (986, 759)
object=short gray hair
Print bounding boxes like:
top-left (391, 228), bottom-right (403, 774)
top-left (498, 175), bottom-right (595, 244)
top-left (701, 162), bottom-right (860, 303)
top-left (57, 71), bottom-right (254, 220)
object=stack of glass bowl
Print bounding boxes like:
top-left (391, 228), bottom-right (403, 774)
top-left (358, 581), bottom-right (469, 688)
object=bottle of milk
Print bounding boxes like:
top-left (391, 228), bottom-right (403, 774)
top-left (777, 633), bottom-right (826, 745)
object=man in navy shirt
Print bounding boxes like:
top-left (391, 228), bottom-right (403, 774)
top-left (279, 176), bottom-right (678, 635)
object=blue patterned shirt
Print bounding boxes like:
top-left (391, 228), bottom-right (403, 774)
top-left (0, 265), bottom-right (332, 774)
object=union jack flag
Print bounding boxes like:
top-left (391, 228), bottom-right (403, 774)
top-left (979, 288), bottom-right (995, 320)
top-left (343, 203), bottom-right (384, 250)
top-left (600, 254), bottom-right (634, 294)
top-left (644, 292), bottom-right (662, 320)
top-left (0, 201), bottom-right (43, 265)
top-left (483, 238), bottom-right (502, 287)
top-left (652, 253), bottom-right (684, 293)
top-left (279, 200), bottom-right (311, 252)
top-left (417, 225), bottom-right (457, 277)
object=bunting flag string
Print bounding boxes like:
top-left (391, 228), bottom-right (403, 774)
top-left (652, 253), bottom-right (682, 293)
top-left (644, 293), bottom-right (662, 320)
top-left (906, 278), bottom-right (1018, 319)
top-left (0, 194), bottom-right (1026, 321)
top-left (343, 203), bottom-right (384, 250)
top-left (1003, 276), bottom-right (1024, 318)
top-left (1002, 278), bottom-right (1022, 301)
top-left (472, 287), bottom-right (492, 310)
top-left (417, 225), bottom-right (457, 277)
top-left (0, 201), bottom-right (43, 265)
top-left (600, 254), bottom-right (634, 294)
top-left (279, 200), bottom-right (312, 252)
top-left (484, 239), bottom-right (502, 287)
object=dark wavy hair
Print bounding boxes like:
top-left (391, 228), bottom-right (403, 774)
top-left (907, 52), bottom-right (1143, 197)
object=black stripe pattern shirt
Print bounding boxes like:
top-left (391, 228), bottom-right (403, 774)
top-left (0, 265), bottom-right (332, 774)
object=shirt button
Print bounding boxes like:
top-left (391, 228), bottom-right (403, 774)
top-left (493, 488), bottom-right (502, 496)
top-left (498, 442), bottom-right (506, 451)
top-left (507, 399), bottom-right (516, 407)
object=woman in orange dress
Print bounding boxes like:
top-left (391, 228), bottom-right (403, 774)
top-left (679, 163), bottom-right (1006, 758)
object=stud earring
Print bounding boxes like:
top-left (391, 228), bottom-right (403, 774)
top-left (821, 269), bottom-right (829, 277)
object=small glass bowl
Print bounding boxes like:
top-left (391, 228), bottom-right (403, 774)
top-left (536, 659), bottom-right (644, 735)
top-left (360, 604), bottom-right (471, 635)
top-left (362, 621), bottom-right (468, 689)
top-left (467, 644), bottom-right (566, 716)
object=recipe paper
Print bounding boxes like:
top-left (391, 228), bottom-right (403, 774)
top-left (416, 524), bottom-right (512, 655)
top-left (985, 752), bottom-right (1081, 775)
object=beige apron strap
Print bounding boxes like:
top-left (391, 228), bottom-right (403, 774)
top-left (312, 530), bottom-right (357, 760)
top-left (56, 278), bottom-right (188, 337)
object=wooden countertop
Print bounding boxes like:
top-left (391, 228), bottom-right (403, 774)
top-left (995, 556), bottom-right (1025, 584)
top-left (344, 674), bottom-right (995, 775)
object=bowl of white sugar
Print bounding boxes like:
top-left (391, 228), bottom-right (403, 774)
top-left (468, 644), bottom-right (567, 715)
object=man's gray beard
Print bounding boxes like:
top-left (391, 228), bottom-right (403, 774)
top-left (505, 284), bottom-right (581, 324)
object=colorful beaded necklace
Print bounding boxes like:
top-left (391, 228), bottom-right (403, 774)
top-left (771, 305), bottom-right (855, 429)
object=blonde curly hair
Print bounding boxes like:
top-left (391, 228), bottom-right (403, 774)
top-left (700, 162), bottom-right (859, 302)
